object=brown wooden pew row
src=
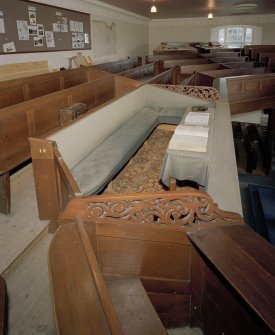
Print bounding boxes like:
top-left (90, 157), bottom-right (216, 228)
top-left (223, 61), bottom-right (255, 68)
top-left (179, 63), bottom-right (228, 85)
top-left (0, 65), bottom-right (121, 110)
top-left (0, 73), bottom-right (140, 215)
top-left (52, 190), bottom-right (244, 333)
top-left (159, 58), bottom-right (209, 72)
top-left (258, 52), bottom-right (275, 66)
top-left (207, 51), bottom-right (240, 58)
top-left (144, 67), bottom-right (180, 85)
top-left (195, 67), bottom-right (269, 87)
top-left (50, 190), bottom-right (275, 334)
top-left (145, 53), bottom-right (201, 64)
top-left (214, 73), bottom-right (275, 115)
top-left (208, 56), bottom-right (248, 63)
top-left (248, 45), bottom-right (275, 61)
top-left (92, 57), bottom-right (142, 73)
top-left (208, 47), bottom-right (242, 54)
top-left (117, 62), bottom-right (159, 81)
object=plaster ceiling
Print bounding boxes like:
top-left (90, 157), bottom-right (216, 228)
top-left (94, 0), bottom-right (275, 19)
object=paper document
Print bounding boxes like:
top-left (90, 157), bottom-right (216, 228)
top-left (169, 134), bottom-right (208, 152)
top-left (184, 112), bottom-right (210, 126)
top-left (175, 125), bottom-right (209, 137)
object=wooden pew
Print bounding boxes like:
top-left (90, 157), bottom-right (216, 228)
top-left (0, 65), bottom-right (119, 110)
top-left (179, 63), bottom-right (228, 84)
top-left (214, 73), bottom-right (275, 115)
top-left (145, 53), bottom-right (200, 64)
top-left (144, 67), bottom-right (180, 85)
top-left (248, 45), bottom-right (275, 61)
top-left (224, 61), bottom-right (255, 68)
top-left (0, 73), bottom-right (140, 215)
top-left (195, 67), bottom-right (269, 87)
top-left (51, 190), bottom-right (275, 334)
top-left (52, 190), bottom-right (243, 332)
top-left (159, 58), bottom-right (209, 72)
top-left (49, 217), bottom-right (168, 335)
top-left (208, 51), bottom-right (240, 58)
top-left (258, 52), bottom-right (275, 66)
top-left (117, 62), bottom-right (159, 82)
top-left (208, 56), bottom-right (248, 63)
top-left (93, 57), bottom-right (142, 73)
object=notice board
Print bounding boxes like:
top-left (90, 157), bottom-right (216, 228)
top-left (0, 0), bottom-right (91, 54)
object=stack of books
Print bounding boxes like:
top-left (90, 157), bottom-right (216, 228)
top-left (168, 108), bottom-right (210, 152)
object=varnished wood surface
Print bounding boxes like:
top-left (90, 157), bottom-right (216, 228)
top-left (188, 225), bottom-right (275, 333)
top-left (106, 278), bottom-right (168, 335)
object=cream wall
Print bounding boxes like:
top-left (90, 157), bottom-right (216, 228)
top-left (149, 14), bottom-right (275, 53)
top-left (0, 0), bottom-right (149, 70)
top-left (1, 1), bottom-right (274, 70)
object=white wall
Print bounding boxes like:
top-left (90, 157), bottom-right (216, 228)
top-left (149, 14), bottom-right (275, 53)
top-left (0, 0), bottom-right (149, 70)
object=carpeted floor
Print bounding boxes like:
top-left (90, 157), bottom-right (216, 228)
top-left (104, 128), bottom-right (174, 194)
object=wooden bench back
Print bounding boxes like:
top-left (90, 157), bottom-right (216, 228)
top-left (145, 54), bottom-right (200, 64)
top-left (249, 45), bottom-right (275, 60)
top-left (55, 192), bottom-right (274, 334)
top-left (214, 73), bottom-right (275, 114)
top-left (195, 67), bottom-right (269, 87)
top-left (180, 63), bottom-right (227, 75)
top-left (160, 58), bottom-right (208, 71)
top-left (57, 190), bottom-right (243, 328)
top-left (258, 52), bottom-right (275, 65)
top-left (209, 51), bottom-right (240, 58)
top-left (208, 56), bottom-right (247, 63)
top-left (0, 66), bottom-right (110, 109)
top-left (118, 62), bottom-right (159, 81)
top-left (93, 57), bottom-right (142, 74)
top-left (0, 74), bottom-right (139, 174)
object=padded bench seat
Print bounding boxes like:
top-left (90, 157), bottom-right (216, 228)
top-left (71, 106), bottom-right (159, 195)
top-left (159, 107), bottom-right (186, 124)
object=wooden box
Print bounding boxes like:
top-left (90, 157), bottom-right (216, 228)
top-left (59, 103), bottom-right (87, 125)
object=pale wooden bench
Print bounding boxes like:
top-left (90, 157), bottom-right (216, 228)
top-left (49, 218), bottom-right (168, 335)
top-left (0, 60), bottom-right (49, 82)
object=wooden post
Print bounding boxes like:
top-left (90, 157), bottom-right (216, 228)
top-left (0, 173), bottom-right (10, 215)
top-left (29, 137), bottom-right (61, 220)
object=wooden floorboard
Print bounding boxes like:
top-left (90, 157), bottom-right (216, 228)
top-left (0, 163), bottom-right (49, 274)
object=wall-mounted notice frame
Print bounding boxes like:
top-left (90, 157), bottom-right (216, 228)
top-left (0, 0), bottom-right (91, 54)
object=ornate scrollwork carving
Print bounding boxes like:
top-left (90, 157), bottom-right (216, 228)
top-left (155, 84), bottom-right (220, 102)
top-left (86, 190), bottom-right (243, 227)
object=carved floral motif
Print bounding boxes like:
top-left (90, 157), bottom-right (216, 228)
top-left (155, 84), bottom-right (220, 102)
top-left (87, 191), bottom-right (243, 227)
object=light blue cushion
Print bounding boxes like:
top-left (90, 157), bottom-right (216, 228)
top-left (71, 107), bottom-right (159, 195)
top-left (159, 107), bottom-right (186, 124)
